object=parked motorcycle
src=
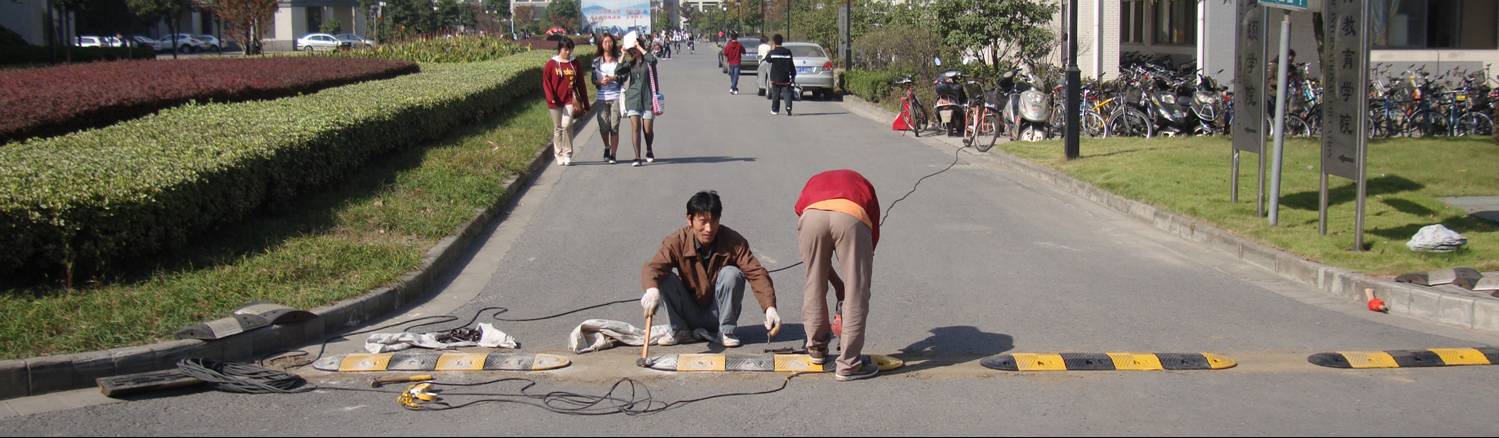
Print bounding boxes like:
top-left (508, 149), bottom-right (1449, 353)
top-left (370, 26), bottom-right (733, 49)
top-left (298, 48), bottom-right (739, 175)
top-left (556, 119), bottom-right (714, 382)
top-left (999, 69), bottom-right (1052, 142)
top-left (934, 70), bottom-right (968, 137)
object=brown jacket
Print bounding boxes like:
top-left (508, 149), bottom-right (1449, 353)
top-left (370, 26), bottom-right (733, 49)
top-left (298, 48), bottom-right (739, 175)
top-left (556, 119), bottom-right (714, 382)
top-left (641, 225), bottom-right (777, 311)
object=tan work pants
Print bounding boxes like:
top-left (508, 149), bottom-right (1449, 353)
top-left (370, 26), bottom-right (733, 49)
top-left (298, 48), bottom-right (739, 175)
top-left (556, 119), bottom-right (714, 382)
top-left (549, 105), bottom-right (575, 159)
top-left (798, 209), bottom-right (874, 374)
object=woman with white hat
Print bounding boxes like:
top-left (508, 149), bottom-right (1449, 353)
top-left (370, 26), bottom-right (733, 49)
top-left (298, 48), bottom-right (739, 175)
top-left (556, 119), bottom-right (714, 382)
top-left (613, 31), bottom-right (661, 167)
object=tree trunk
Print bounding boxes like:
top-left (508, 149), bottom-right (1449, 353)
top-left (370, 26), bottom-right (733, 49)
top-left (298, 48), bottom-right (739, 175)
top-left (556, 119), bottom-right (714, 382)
top-left (169, 15), bottom-right (179, 60)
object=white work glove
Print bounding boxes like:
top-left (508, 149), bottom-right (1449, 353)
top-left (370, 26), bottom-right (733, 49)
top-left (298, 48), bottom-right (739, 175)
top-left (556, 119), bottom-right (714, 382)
top-left (641, 288), bottom-right (661, 316)
top-left (764, 307), bottom-right (781, 331)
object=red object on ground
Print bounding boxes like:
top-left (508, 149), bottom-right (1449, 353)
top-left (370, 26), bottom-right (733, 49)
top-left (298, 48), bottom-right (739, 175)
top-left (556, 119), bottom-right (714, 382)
top-left (892, 101), bottom-right (912, 131)
top-left (1368, 298), bottom-right (1389, 313)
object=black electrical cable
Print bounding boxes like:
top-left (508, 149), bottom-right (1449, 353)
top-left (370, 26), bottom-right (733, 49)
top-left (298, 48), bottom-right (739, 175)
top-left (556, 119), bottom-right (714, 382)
top-left (177, 358), bottom-right (315, 394)
top-left (319, 373), bottom-right (804, 416)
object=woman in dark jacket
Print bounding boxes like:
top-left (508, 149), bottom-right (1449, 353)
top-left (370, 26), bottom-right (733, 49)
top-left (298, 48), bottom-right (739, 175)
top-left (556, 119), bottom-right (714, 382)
top-left (613, 32), bottom-right (660, 167)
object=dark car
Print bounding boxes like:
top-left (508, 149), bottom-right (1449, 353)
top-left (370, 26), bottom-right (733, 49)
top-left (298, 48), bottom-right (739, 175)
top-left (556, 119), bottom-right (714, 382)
top-left (718, 37), bottom-right (763, 74)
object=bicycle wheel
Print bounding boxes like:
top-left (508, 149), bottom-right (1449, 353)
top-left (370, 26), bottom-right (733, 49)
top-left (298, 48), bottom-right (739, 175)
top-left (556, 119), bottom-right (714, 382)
top-left (1404, 110), bottom-right (1439, 138)
top-left (963, 106), bottom-right (979, 146)
top-left (1278, 115), bottom-right (1312, 138)
top-left (1457, 112), bottom-right (1493, 137)
top-left (973, 109), bottom-right (1002, 152)
top-left (912, 101), bottom-right (931, 136)
top-left (1105, 108), bottom-right (1152, 138)
top-left (1082, 110), bottom-right (1107, 137)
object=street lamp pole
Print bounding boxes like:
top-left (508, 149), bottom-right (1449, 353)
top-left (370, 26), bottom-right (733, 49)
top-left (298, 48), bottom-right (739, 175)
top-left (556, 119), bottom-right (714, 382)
top-left (1063, 0), bottom-right (1080, 159)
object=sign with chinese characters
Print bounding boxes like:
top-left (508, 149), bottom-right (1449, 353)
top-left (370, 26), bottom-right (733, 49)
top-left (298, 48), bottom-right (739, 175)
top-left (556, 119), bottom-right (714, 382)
top-left (1319, 0), bottom-right (1366, 180)
top-left (582, 0), bottom-right (653, 36)
top-left (1232, 0), bottom-right (1267, 153)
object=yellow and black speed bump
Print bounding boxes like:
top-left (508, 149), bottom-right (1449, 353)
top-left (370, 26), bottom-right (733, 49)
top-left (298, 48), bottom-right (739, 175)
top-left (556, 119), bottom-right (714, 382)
top-left (311, 352), bottom-right (570, 372)
top-left (979, 353), bottom-right (1236, 371)
top-left (1308, 348), bottom-right (1499, 369)
top-left (642, 353), bottom-right (903, 373)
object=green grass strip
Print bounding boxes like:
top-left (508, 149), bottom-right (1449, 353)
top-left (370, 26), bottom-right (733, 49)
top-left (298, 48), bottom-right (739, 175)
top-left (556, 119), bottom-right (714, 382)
top-left (999, 136), bottom-right (1498, 276)
top-left (0, 94), bottom-right (558, 360)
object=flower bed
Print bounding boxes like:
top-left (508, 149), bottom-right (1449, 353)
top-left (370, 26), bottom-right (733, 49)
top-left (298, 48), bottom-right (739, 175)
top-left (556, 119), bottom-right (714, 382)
top-left (0, 57), bottom-right (419, 144)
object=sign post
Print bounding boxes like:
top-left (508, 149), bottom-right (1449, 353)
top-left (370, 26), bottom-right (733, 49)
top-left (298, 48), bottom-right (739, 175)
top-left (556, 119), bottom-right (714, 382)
top-left (1320, 0), bottom-right (1370, 250)
top-left (1231, 0), bottom-right (1269, 213)
top-left (1259, 0), bottom-right (1304, 226)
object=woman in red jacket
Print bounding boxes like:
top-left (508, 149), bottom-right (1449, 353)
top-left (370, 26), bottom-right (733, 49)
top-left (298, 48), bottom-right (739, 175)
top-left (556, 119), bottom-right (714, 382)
top-left (543, 38), bottom-right (590, 166)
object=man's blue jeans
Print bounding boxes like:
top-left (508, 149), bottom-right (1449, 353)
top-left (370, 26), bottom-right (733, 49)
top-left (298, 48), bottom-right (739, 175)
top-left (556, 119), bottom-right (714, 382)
top-left (729, 64), bottom-right (742, 92)
top-left (656, 266), bottom-right (746, 337)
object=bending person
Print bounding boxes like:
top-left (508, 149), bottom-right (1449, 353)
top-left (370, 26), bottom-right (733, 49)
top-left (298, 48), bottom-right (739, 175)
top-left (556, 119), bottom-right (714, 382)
top-left (795, 169), bottom-right (880, 381)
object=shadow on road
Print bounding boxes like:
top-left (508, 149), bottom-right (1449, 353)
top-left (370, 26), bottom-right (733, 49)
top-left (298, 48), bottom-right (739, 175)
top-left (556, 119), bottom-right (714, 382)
top-left (888, 326), bottom-right (1014, 374)
top-left (653, 156), bottom-right (757, 165)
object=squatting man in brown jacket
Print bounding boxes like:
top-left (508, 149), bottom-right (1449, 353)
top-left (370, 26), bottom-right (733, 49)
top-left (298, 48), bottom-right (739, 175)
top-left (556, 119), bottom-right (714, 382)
top-left (640, 191), bottom-right (781, 347)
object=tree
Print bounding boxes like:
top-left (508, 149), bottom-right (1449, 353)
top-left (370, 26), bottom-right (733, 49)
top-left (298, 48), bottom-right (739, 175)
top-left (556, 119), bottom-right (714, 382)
top-left (128, 0), bottom-right (191, 58)
top-left (544, 0), bottom-right (580, 31)
top-left (386, 0), bottom-right (439, 37)
top-left (931, 0), bottom-right (1053, 74)
top-left (203, 0), bottom-right (276, 55)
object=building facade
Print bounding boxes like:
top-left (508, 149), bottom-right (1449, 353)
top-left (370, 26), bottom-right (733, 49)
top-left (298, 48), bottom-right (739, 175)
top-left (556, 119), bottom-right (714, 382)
top-left (262, 0), bottom-right (369, 51)
top-left (1058, 0), bottom-right (1499, 85)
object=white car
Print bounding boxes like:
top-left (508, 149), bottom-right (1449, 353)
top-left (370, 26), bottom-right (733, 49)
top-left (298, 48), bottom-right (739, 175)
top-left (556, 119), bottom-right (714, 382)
top-left (335, 33), bottom-right (374, 49)
top-left (76, 36), bottom-right (104, 47)
top-left (166, 34), bottom-right (209, 52)
top-left (196, 35), bottom-right (222, 51)
top-left (132, 35), bottom-right (172, 52)
top-left (297, 33), bottom-right (350, 52)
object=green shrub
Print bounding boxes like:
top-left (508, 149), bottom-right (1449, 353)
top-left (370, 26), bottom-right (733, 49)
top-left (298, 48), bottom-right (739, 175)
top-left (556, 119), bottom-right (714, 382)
top-left (318, 35), bottom-right (527, 63)
top-left (0, 48), bottom-right (595, 283)
top-left (0, 46), bottom-right (156, 66)
top-left (845, 69), bottom-right (903, 103)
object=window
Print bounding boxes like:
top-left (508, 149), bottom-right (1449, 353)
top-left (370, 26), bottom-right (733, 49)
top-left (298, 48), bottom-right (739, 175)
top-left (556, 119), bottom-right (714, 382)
top-left (1151, 0), bottom-right (1196, 46)
top-left (1121, 0), bottom-right (1146, 44)
top-left (1373, 0), bottom-right (1499, 49)
top-left (306, 7), bottom-right (324, 34)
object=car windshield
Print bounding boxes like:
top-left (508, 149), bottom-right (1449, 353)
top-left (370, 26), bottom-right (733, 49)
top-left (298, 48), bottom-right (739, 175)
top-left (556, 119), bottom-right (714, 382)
top-left (738, 39), bottom-right (759, 51)
top-left (787, 46), bottom-right (827, 58)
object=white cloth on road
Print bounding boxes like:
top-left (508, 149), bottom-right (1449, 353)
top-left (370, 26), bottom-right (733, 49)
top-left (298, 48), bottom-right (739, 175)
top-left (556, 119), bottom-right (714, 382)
top-left (364, 323), bottom-right (518, 354)
top-left (568, 319), bottom-right (673, 354)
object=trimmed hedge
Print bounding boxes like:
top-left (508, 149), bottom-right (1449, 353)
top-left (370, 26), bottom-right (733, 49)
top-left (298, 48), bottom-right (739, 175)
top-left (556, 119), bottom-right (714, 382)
top-left (844, 69), bottom-right (903, 103)
top-left (0, 46), bottom-right (156, 66)
top-left (1, 58), bottom-right (420, 144)
top-left (316, 35), bottom-right (526, 63)
top-left (0, 48), bottom-right (595, 283)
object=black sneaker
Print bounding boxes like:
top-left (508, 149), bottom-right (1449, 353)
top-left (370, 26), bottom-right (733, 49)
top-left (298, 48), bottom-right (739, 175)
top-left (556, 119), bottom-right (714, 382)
top-left (645, 151), bottom-right (655, 163)
top-left (835, 357), bottom-right (879, 382)
top-left (808, 346), bottom-right (828, 365)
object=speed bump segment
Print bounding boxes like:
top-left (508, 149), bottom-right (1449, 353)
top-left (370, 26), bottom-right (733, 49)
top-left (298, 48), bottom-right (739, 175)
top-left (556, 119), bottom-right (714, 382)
top-left (312, 352), bottom-right (570, 372)
top-left (1308, 348), bottom-right (1499, 369)
top-left (979, 353), bottom-right (1236, 371)
top-left (642, 354), bottom-right (903, 373)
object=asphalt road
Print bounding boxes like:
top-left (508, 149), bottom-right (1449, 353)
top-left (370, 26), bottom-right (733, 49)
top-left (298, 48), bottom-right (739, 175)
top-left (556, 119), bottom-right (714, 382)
top-left (6, 48), bottom-right (1499, 436)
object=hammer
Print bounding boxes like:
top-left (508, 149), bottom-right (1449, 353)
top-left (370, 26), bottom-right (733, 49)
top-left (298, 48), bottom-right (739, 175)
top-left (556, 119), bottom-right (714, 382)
top-left (371, 374), bottom-right (433, 388)
top-left (637, 309), bottom-right (655, 367)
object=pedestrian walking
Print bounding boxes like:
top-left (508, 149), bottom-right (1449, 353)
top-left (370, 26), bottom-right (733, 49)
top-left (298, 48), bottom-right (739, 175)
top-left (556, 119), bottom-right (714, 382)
top-left (722, 34), bottom-right (744, 95)
top-left (592, 33), bottom-right (624, 164)
top-left (542, 38), bottom-right (590, 166)
top-left (765, 34), bottom-right (797, 116)
top-left (615, 32), bottom-right (661, 167)
top-left (794, 169), bottom-right (881, 381)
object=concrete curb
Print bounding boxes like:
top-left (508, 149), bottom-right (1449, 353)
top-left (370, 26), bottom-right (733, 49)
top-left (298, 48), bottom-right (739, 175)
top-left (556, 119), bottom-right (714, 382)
top-left (839, 94), bottom-right (1499, 335)
top-left (0, 102), bottom-right (596, 402)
